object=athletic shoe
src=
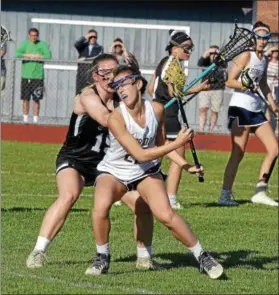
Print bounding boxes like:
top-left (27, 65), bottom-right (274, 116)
top-left (198, 251), bottom-right (224, 279)
top-left (113, 200), bottom-right (122, 206)
top-left (251, 191), bottom-right (278, 206)
top-left (136, 257), bottom-right (164, 270)
top-left (26, 250), bottom-right (46, 268)
top-left (218, 192), bottom-right (239, 206)
top-left (23, 115), bottom-right (28, 123)
top-left (85, 253), bottom-right (110, 275)
top-left (170, 201), bottom-right (183, 210)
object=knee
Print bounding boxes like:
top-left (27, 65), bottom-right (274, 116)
top-left (267, 145), bottom-right (279, 159)
top-left (93, 201), bottom-right (111, 219)
top-left (156, 209), bottom-right (176, 228)
top-left (58, 191), bottom-right (80, 208)
top-left (231, 146), bottom-right (245, 162)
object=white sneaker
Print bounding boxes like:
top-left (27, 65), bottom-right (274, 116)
top-left (198, 251), bottom-right (224, 279)
top-left (33, 116), bottom-right (39, 123)
top-left (136, 257), bottom-right (164, 271)
top-left (251, 191), bottom-right (278, 207)
top-left (218, 192), bottom-right (239, 206)
top-left (171, 201), bottom-right (183, 210)
top-left (113, 200), bottom-right (122, 206)
top-left (26, 250), bottom-right (46, 268)
top-left (23, 115), bottom-right (28, 123)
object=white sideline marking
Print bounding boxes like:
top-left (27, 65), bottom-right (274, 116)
top-left (32, 17), bottom-right (189, 75)
top-left (31, 18), bottom-right (190, 33)
top-left (6, 271), bottom-right (161, 294)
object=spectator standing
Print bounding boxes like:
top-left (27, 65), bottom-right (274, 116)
top-left (74, 29), bottom-right (104, 95)
top-left (1, 42), bottom-right (7, 97)
top-left (109, 38), bottom-right (131, 65)
top-left (197, 45), bottom-right (227, 132)
top-left (15, 28), bottom-right (51, 123)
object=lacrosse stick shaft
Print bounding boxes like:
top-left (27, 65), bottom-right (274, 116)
top-left (165, 63), bottom-right (216, 109)
top-left (182, 92), bottom-right (199, 106)
top-left (255, 87), bottom-right (278, 118)
top-left (177, 98), bottom-right (204, 183)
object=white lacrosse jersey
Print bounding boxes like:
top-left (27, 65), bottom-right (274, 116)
top-left (229, 52), bottom-right (267, 112)
top-left (97, 99), bottom-right (160, 182)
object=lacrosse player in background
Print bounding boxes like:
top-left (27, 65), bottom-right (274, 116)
top-left (148, 30), bottom-right (209, 209)
top-left (218, 21), bottom-right (279, 207)
top-left (86, 65), bottom-right (223, 279)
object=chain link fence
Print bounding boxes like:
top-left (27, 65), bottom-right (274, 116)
top-left (1, 58), bottom-right (234, 133)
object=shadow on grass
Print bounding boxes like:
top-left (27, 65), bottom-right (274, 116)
top-left (1, 207), bottom-right (89, 213)
top-left (114, 250), bottom-right (279, 272)
top-left (187, 200), bottom-right (252, 207)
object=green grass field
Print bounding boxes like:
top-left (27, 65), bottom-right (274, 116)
top-left (1, 140), bottom-right (278, 294)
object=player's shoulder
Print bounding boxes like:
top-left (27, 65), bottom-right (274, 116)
top-left (151, 101), bottom-right (164, 121)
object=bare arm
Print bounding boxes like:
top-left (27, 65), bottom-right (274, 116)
top-left (79, 91), bottom-right (111, 127)
top-left (153, 102), bottom-right (203, 174)
top-left (225, 52), bottom-right (250, 90)
top-left (147, 73), bottom-right (155, 97)
top-left (108, 105), bottom-right (192, 163)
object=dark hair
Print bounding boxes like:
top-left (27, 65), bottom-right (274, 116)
top-left (28, 28), bottom-right (39, 35)
top-left (114, 38), bottom-right (123, 43)
top-left (166, 29), bottom-right (192, 55)
top-left (113, 65), bottom-right (147, 95)
top-left (92, 54), bottom-right (118, 71)
top-left (210, 45), bottom-right (219, 50)
top-left (88, 29), bottom-right (97, 35)
top-left (253, 21), bottom-right (270, 32)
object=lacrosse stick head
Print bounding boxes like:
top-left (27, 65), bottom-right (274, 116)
top-left (1, 25), bottom-right (13, 46)
top-left (162, 55), bottom-right (186, 99)
top-left (213, 23), bottom-right (256, 65)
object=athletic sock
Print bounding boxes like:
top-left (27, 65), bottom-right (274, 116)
top-left (23, 115), bottom-right (28, 122)
top-left (188, 241), bottom-right (203, 261)
top-left (137, 246), bottom-right (152, 258)
top-left (168, 194), bottom-right (177, 206)
top-left (96, 243), bottom-right (110, 255)
top-left (34, 236), bottom-right (51, 253)
top-left (33, 116), bottom-right (38, 123)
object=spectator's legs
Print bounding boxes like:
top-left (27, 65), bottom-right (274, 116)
top-left (210, 90), bottom-right (223, 131)
top-left (199, 107), bottom-right (208, 131)
top-left (33, 100), bottom-right (40, 123)
top-left (23, 99), bottom-right (30, 123)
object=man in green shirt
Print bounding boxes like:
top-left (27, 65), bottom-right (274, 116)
top-left (15, 27), bottom-right (51, 123)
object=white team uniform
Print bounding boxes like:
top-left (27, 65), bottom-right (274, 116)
top-left (97, 99), bottom-right (161, 185)
top-left (228, 51), bottom-right (268, 128)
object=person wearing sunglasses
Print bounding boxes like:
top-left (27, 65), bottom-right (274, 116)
top-left (74, 29), bottom-right (104, 95)
top-left (197, 45), bottom-right (227, 132)
top-left (148, 30), bottom-right (209, 209)
top-left (218, 21), bottom-right (278, 207)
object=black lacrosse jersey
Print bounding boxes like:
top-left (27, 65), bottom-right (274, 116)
top-left (58, 87), bottom-right (118, 166)
top-left (153, 56), bottom-right (179, 117)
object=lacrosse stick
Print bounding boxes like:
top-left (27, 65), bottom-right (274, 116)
top-left (182, 92), bottom-right (199, 106)
top-left (165, 23), bottom-right (256, 109)
top-left (1, 25), bottom-right (13, 46)
top-left (163, 55), bottom-right (204, 183)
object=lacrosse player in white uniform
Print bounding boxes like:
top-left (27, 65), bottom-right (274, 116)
top-left (85, 65), bottom-right (224, 280)
top-left (218, 21), bottom-right (279, 207)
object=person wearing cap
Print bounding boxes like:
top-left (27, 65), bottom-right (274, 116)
top-left (148, 30), bottom-right (209, 209)
top-left (197, 45), bottom-right (227, 132)
top-left (218, 21), bottom-right (278, 207)
top-left (74, 29), bottom-right (104, 95)
top-left (265, 45), bottom-right (279, 131)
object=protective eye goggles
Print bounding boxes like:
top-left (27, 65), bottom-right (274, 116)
top-left (110, 74), bottom-right (139, 91)
top-left (254, 32), bottom-right (271, 40)
top-left (96, 68), bottom-right (114, 77)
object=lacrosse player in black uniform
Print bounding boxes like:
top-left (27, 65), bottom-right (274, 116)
top-left (148, 30), bottom-right (209, 209)
top-left (26, 54), bottom-right (154, 270)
